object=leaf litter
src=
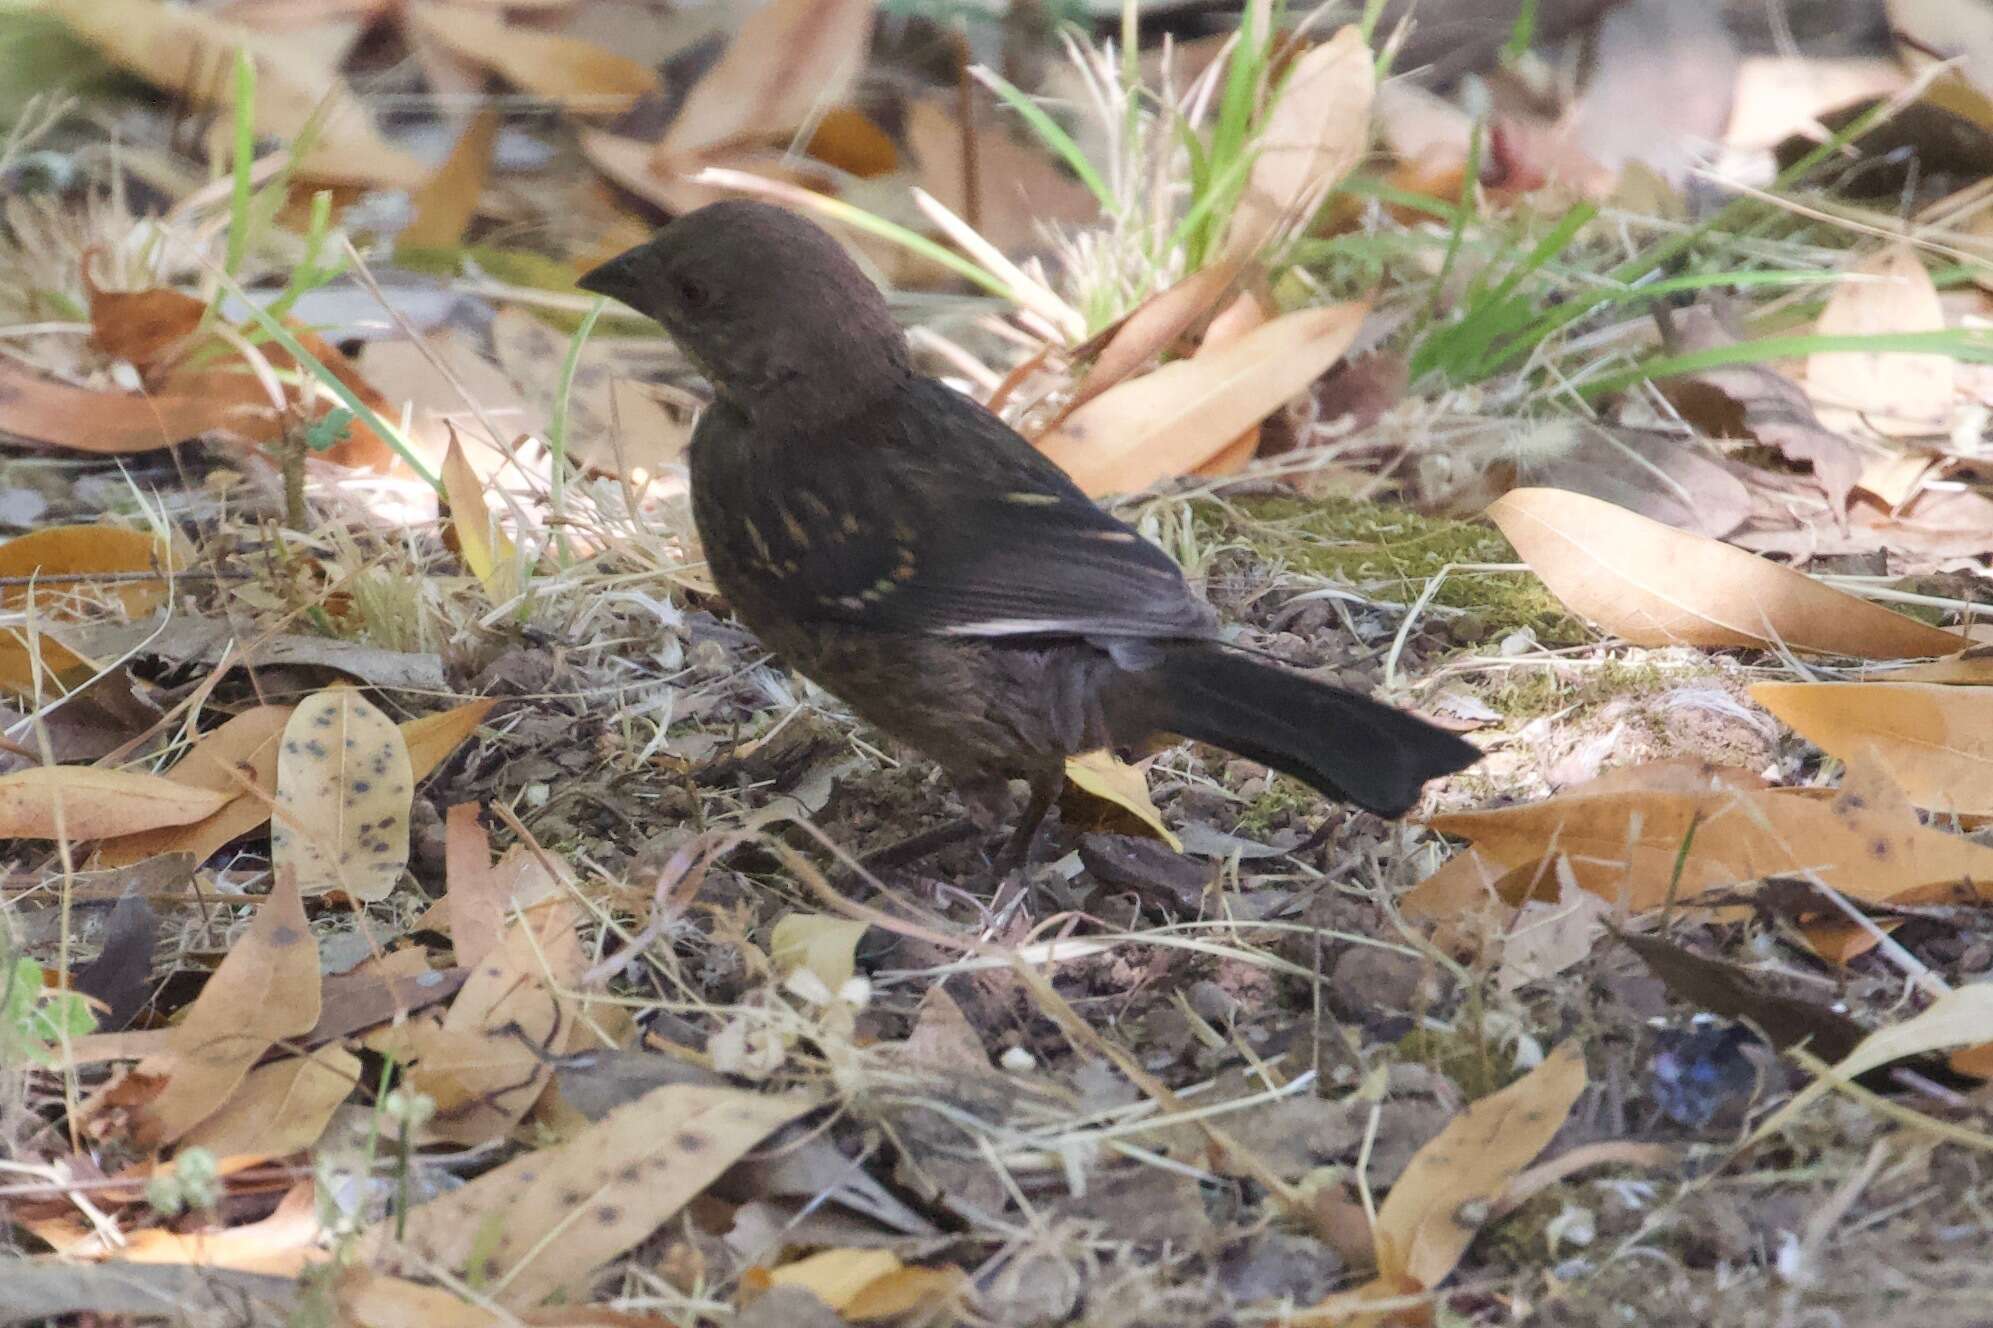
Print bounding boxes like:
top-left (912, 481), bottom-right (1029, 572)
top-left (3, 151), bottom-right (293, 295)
top-left (4, 4), bottom-right (1993, 1326)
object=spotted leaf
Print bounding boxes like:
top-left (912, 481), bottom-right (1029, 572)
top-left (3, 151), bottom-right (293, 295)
top-left (273, 689), bottom-right (413, 901)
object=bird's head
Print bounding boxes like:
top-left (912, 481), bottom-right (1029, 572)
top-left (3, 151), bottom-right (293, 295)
top-left (578, 199), bottom-right (910, 422)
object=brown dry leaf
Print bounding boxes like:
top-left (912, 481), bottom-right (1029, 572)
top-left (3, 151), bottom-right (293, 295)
top-left (85, 279), bottom-right (207, 377)
top-left (1036, 301), bottom-right (1368, 496)
top-left (0, 525), bottom-right (187, 617)
top-left (1223, 25), bottom-right (1374, 259)
top-left (0, 768), bottom-right (230, 842)
top-left (1192, 290), bottom-right (1272, 478)
top-left (1296, 1044), bottom-right (1589, 1324)
top-left (178, 1044), bottom-right (361, 1159)
top-left (1379, 1041), bottom-right (1587, 1290)
top-left (369, 1081), bottom-right (816, 1307)
top-left (87, 872), bottom-right (318, 1148)
top-left (90, 705), bottom-right (292, 868)
top-left (756, 1248), bottom-right (964, 1321)
top-left (806, 105), bottom-right (899, 178)
top-left (405, 899), bottom-right (583, 1145)
top-left (404, 697), bottom-right (498, 777)
top-left (31, 1183), bottom-right (327, 1273)
top-left (1519, 423), bottom-right (1754, 541)
top-left (1487, 488), bottom-right (1968, 658)
top-left (399, 107), bottom-right (502, 251)
top-left (0, 357), bottom-right (271, 455)
top-left (1657, 309), bottom-right (1864, 512)
top-left (271, 690), bottom-right (413, 901)
top-left (652, 0), bottom-right (874, 166)
top-left (441, 432), bottom-right (521, 604)
top-left (443, 802), bottom-right (507, 969)
top-left (1808, 244), bottom-right (1955, 437)
top-left (1889, 649), bottom-right (1993, 685)
top-left (45, 0), bottom-right (425, 188)
top-left (408, 3), bottom-right (658, 112)
top-left (1750, 681), bottom-right (1993, 816)
top-left (1427, 754), bottom-right (1993, 910)
top-left (1064, 260), bottom-right (1247, 415)
top-left (335, 1268), bottom-right (686, 1328)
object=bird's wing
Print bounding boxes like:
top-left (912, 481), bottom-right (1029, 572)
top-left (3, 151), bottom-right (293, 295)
top-left (698, 379), bottom-right (1217, 642)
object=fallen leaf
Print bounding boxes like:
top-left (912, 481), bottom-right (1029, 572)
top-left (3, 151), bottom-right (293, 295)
top-left (441, 432), bottom-right (521, 604)
top-left (1192, 290), bottom-right (1272, 478)
top-left (1657, 309), bottom-right (1865, 512)
top-left (369, 1082), bottom-right (816, 1307)
top-left (1296, 1041), bottom-right (1587, 1324)
top-left (1062, 749), bottom-right (1181, 851)
top-left (757, 1248), bottom-right (963, 1321)
top-left (1888, 0), bottom-right (1993, 102)
top-left (768, 912), bottom-right (868, 994)
top-left (1889, 649), bottom-right (1993, 685)
top-left (85, 872), bottom-right (318, 1148)
top-left (405, 899), bottom-right (583, 1145)
top-left (442, 802), bottom-right (507, 969)
top-left (408, 4), bottom-right (657, 112)
top-left (399, 107), bottom-right (501, 252)
top-left (1036, 301), bottom-right (1369, 496)
top-left (1750, 681), bottom-right (1993, 816)
top-left (652, 0), bottom-right (874, 166)
top-left (1617, 929), bottom-right (1867, 1059)
top-left (1063, 260), bottom-right (1247, 415)
top-left (1808, 244), bottom-right (1955, 437)
top-left (85, 278), bottom-right (207, 377)
top-left (1519, 422), bottom-right (1755, 540)
top-left (178, 1044), bottom-right (361, 1159)
top-left (45, 0), bottom-right (425, 187)
top-left (271, 690), bottom-right (413, 900)
top-left (0, 524), bottom-right (187, 617)
top-left (1428, 754), bottom-right (1993, 910)
top-left (0, 768), bottom-right (230, 841)
top-left (1487, 487), bottom-right (1968, 658)
top-left (90, 705), bottom-right (292, 869)
top-left (1223, 25), bottom-right (1375, 258)
top-left (334, 1267), bottom-right (685, 1328)
top-left (404, 697), bottom-right (498, 779)
top-left (33, 1182), bottom-right (326, 1273)
top-left (0, 358), bottom-right (268, 454)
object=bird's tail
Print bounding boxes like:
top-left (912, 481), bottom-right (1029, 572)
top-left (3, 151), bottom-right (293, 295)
top-left (1108, 644), bottom-right (1481, 817)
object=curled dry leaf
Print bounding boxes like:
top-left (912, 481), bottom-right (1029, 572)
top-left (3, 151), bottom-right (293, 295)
top-left (1488, 488), bottom-right (1968, 658)
top-left (367, 1081), bottom-right (816, 1307)
top-left (1808, 244), bottom-right (1955, 437)
top-left (769, 911), bottom-right (869, 994)
top-left (1062, 749), bottom-right (1182, 850)
top-left (1222, 25), bottom-right (1375, 259)
top-left (1064, 259), bottom-right (1248, 415)
top-left (755, 1248), bottom-right (964, 1321)
top-left (408, 3), bottom-right (658, 111)
top-left (272, 690), bottom-right (413, 901)
top-left (1036, 301), bottom-right (1369, 496)
top-left (442, 802), bottom-right (507, 969)
top-left (0, 768), bottom-right (230, 841)
top-left (84, 275), bottom-right (207, 378)
top-left (45, 0), bottom-right (425, 188)
top-left (1750, 681), bottom-right (1993, 816)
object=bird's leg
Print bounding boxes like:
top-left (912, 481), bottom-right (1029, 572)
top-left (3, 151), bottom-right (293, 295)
top-left (991, 767), bottom-right (1064, 881)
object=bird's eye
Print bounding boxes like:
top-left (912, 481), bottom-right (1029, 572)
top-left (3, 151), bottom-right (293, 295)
top-left (677, 277), bottom-right (711, 309)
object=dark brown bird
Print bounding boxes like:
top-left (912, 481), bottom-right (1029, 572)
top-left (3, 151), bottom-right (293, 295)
top-left (579, 200), bottom-right (1478, 869)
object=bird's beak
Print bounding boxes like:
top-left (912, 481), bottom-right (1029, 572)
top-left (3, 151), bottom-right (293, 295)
top-left (575, 248), bottom-right (647, 311)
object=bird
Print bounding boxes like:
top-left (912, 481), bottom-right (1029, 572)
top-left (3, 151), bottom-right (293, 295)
top-left (578, 200), bottom-right (1479, 873)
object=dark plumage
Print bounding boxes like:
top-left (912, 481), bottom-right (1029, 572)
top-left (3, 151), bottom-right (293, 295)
top-left (579, 200), bottom-right (1479, 867)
